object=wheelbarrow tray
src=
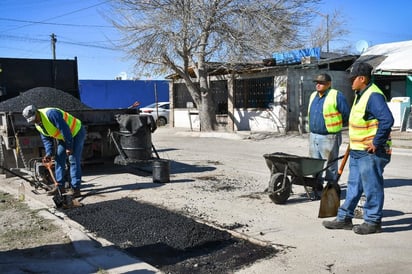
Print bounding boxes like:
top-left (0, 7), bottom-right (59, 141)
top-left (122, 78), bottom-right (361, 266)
top-left (263, 152), bottom-right (326, 178)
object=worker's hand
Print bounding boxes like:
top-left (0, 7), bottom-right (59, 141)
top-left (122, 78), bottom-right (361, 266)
top-left (66, 149), bottom-right (72, 156)
top-left (366, 143), bottom-right (377, 154)
top-left (43, 155), bottom-right (52, 163)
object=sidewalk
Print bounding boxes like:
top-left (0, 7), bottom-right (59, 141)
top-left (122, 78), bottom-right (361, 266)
top-left (0, 177), bottom-right (161, 274)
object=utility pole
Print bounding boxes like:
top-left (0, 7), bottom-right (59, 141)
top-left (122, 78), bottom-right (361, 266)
top-left (326, 14), bottom-right (330, 53)
top-left (312, 11), bottom-right (330, 52)
top-left (51, 33), bottom-right (57, 59)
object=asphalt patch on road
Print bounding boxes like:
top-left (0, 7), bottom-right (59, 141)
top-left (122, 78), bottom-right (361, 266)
top-left (65, 198), bottom-right (277, 273)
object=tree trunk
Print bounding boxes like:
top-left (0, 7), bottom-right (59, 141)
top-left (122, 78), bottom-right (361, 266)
top-left (198, 69), bottom-right (217, 131)
top-left (199, 91), bottom-right (217, 131)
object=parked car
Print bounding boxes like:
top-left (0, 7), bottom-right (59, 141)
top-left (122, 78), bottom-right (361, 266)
top-left (140, 102), bottom-right (170, 126)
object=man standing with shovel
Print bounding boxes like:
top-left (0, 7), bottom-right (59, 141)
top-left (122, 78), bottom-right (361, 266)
top-left (322, 62), bottom-right (394, 235)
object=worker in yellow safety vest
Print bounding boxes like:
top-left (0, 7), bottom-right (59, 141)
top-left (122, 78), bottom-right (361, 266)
top-left (22, 105), bottom-right (86, 198)
top-left (322, 62), bottom-right (394, 235)
top-left (308, 73), bottom-right (350, 196)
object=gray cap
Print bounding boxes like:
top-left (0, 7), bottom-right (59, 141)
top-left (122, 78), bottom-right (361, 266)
top-left (313, 73), bottom-right (331, 82)
top-left (22, 105), bottom-right (38, 124)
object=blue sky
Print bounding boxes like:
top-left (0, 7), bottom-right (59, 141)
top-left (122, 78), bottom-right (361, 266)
top-left (1, 0), bottom-right (411, 80)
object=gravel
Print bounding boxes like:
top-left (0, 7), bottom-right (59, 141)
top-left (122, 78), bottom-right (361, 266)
top-left (0, 87), bottom-right (91, 112)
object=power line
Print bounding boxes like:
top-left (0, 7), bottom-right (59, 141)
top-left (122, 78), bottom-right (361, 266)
top-left (2, 0), bottom-right (112, 33)
top-left (0, 17), bottom-right (113, 29)
top-left (0, 33), bottom-right (118, 51)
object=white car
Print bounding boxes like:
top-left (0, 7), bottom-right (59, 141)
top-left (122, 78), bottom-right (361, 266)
top-left (140, 102), bottom-right (170, 126)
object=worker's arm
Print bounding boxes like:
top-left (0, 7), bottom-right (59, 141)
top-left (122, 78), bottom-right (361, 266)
top-left (46, 109), bottom-right (73, 152)
top-left (337, 91), bottom-right (350, 126)
top-left (366, 93), bottom-right (394, 148)
top-left (40, 134), bottom-right (54, 158)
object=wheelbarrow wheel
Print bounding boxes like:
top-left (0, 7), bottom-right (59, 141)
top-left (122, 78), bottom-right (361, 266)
top-left (268, 173), bottom-right (291, 204)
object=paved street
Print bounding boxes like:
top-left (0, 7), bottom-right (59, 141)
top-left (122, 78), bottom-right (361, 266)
top-left (1, 127), bottom-right (412, 273)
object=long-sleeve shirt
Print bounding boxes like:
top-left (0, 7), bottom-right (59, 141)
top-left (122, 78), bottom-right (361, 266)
top-left (308, 88), bottom-right (350, 135)
top-left (39, 109), bottom-right (74, 156)
top-left (351, 83), bottom-right (394, 158)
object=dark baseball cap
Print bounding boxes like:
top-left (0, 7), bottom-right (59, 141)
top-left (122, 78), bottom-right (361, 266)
top-left (313, 73), bottom-right (331, 83)
top-left (349, 62), bottom-right (373, 78)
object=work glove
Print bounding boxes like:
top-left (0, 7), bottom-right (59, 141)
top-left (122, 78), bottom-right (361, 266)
top-left (43, 155), bottom-right (52, 164)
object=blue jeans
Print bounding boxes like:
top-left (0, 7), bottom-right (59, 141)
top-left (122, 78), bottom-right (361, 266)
top-left (337, 149), bottom-right (390, 224)
top-left (55, 126), bottom-right (86, 189)
top-left (309, 132), bottom-right (342, 182)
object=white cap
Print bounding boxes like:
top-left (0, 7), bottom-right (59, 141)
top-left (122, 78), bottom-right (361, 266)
top-left (22, 105), bottom-right (38, 124)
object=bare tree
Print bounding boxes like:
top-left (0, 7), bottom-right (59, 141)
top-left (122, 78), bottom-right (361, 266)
top-left (309, 9), bottom-right (350, 53)
top-left (108, 0), bottom-right (321, 131)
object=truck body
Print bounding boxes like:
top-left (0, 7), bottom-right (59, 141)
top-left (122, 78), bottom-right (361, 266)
top-left (0, 57), bottom-right (80, 102)
top-left (0, 108), bottom-right (141, 172)
top-left (0, 57), bottom-right (153, 182)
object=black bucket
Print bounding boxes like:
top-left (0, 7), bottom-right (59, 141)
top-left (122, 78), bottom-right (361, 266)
top-left (152, 159), bottom-right (170, 183)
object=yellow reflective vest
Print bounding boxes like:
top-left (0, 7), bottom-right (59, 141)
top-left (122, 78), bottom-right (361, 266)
top-left (35, 108), bottom-right (82, 140)
top-left (349, 84), bottom-right (390, 150)
top-left (308, 89), bottom-right (343, 133)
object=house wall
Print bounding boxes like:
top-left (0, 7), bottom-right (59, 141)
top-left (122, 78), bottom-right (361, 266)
top-left (169, 67), bottom-right (353, 132)
top-left (286, 69), bottom-right (353, 132)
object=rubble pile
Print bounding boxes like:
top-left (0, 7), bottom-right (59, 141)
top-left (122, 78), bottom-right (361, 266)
top-left (0, 87), bottom-right (91, 112)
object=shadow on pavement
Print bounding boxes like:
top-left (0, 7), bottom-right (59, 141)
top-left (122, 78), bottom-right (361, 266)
top-left (0, 240), bottom-right (158, 274)
top-left (384, 178), bottom-right (412, 188)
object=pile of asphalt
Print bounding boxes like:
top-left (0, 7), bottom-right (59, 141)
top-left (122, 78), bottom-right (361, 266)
top-left (65, 198), bottom-right (277, 273)
top-left (0, 87), bottom-right (91, 112)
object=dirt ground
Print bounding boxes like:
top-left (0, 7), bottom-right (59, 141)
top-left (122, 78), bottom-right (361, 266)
top-left (0, 191), bottom-right (75, 256)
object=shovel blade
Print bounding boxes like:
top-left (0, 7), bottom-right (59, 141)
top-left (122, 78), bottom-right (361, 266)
top-left (318, 182), bottom-right (341, 218)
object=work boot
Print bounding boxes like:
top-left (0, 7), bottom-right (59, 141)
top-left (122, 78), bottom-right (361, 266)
top-left (47, 186), bottom-right (65, 196)
top-left (353, 222), bottom-right (381, 235)
top-left (322, 218), bottom-right (353, 230)
top-left (67, 188), bottom-right (81, 198)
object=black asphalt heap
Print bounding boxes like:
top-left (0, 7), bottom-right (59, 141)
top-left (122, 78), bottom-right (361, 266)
top-left (65, 198), bottom-right (277, 273)
top-left (0, 87), bottom-right (91, 112)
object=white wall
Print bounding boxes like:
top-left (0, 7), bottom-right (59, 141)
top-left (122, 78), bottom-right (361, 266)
top-left (173, 108), bottom-right (286, 132)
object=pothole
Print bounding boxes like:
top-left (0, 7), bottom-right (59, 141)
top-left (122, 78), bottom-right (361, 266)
top-left (65, 197), bottom-right (277, 273)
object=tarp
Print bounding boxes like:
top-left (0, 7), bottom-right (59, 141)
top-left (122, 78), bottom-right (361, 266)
top-left (355, 40), bottom-right (412, 75)
top-left (273, 47), bottom-right (320, 65)
top-left (79, 80), bottom-right (169, 109)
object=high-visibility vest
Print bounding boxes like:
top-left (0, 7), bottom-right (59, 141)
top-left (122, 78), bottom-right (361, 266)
top-left (35, 108), bottom-right (82, 140)
top-left (349, 83), bottom-right (391, 150)
top-left (308, 89), bottom-right (343, 133)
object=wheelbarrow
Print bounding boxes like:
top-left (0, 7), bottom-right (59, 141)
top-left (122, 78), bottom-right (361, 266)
top-left (263, 152), bottom-right (332, 204)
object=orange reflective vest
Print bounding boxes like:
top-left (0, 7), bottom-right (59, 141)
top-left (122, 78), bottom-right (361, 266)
top-left (35, 108), bottom-right (82, 140)
top-left (308, 89), bottom-right (343, 133)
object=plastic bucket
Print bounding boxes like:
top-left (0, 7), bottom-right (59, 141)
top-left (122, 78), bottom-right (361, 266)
top-left (152, 159), bottom-right (170, 183)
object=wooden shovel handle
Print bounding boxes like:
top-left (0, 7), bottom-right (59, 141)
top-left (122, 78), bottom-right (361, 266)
top-left (42, 158), bottom-right (59, 187)
top-left (338, 145), bottom-right (350, 176)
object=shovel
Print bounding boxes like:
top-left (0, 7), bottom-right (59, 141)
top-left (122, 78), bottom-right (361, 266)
top-left (43, 158), bottom-right (82, 209)
top-left (318, 145), bottom-right (350, 218)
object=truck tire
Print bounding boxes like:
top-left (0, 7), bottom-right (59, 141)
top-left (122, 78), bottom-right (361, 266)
top-left (268, 173), bottom-right (291, 204)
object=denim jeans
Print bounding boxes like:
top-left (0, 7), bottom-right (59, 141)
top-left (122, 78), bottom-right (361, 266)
top-left (309, 132), bottom-right (342, 182)
top-left (55, 126), bottom-right (86, 189)
top-left (337, 149), bottom-right (390, 224)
